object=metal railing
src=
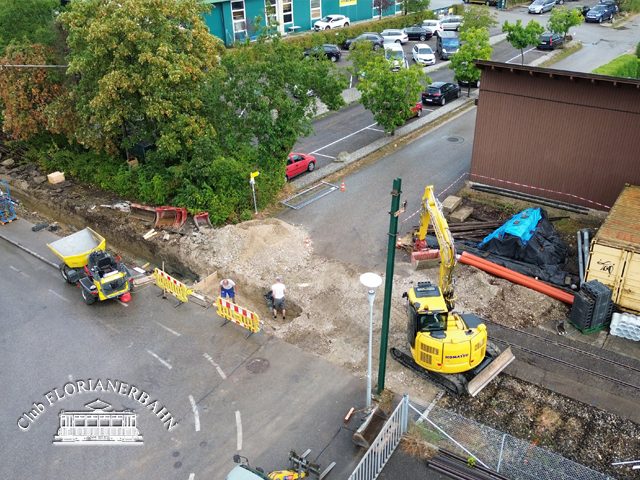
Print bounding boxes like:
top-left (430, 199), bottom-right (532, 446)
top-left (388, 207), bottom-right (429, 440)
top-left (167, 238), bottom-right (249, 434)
top-left (347, 395), bottom-right (409, 480)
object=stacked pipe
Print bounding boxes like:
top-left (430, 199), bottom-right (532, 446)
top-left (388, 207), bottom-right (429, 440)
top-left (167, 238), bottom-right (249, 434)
top-left (471, 184), bottom-right (590, 215)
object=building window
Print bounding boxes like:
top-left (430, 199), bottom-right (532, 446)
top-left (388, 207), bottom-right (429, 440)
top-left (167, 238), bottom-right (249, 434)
top-left (265, 0), bottom-right (277, 26)
top-left (232, 0), bottom-right (246, 40)
top-left (282, 0), bottom-right (293, 23)
top-left (310, 0), bottom-right (321, 20)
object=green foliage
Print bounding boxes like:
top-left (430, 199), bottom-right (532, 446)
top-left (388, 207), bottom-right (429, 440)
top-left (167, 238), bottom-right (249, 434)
top-left (450, 27), bottom-right (492, 96)
top-left (547, 7), bottom-right (583, 39)
top-left (636, 41), bottom-right (640, 58)
top-left (452, 4), bottom-right (466, 14)
top-left (352, 45), bottom-right (426, 134)
top-left (467, 457), bottom-right (476, 468)
top-left (400, 0), bottom-right (432, 15)
top-left (502, 19), bottom-right (544, 65)
top-left (0, 0), bottom-right (60, 54)
top-left (620, 0), bottom-right (640, 13)
top-left (592, 54), bottom-right (639, 78)
top-left (59, 0), bottom-right (225, 156)
top-left (460, 5), bottom-right (498, 33)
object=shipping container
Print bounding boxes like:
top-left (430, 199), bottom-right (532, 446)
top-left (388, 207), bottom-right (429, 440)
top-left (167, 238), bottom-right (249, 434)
top-left (585, 184), bottom-right (640, 313)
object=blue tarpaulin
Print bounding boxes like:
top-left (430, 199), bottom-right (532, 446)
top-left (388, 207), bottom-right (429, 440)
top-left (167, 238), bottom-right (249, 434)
top-left (479, 208), bottom-right (542, 248)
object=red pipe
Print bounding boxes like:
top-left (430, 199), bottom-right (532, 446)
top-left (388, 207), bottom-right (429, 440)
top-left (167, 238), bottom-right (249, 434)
top-left (459, 251), bottom-right (575, 305)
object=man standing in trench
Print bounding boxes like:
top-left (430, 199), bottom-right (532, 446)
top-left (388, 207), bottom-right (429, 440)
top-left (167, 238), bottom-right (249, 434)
top-left (219, 278), bottom-right (237, 304)
top-left (272, 277), bottom-right (286, 320)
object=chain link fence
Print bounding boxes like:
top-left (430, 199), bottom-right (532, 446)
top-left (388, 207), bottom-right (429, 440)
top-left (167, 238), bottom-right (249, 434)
top-left (408, 401), bottom-right (616, 480)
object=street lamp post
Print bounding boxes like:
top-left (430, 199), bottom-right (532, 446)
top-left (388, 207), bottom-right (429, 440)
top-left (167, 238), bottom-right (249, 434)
top-left (360, 272), bottom-right (382, 411)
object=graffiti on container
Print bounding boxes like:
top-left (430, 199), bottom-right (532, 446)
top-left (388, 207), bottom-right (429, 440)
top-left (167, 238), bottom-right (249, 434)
top-left (597, 260), bottom-right (615, 275)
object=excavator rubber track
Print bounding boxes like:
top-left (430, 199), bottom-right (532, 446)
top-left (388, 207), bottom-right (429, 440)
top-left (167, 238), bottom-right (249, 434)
top-left (390, 348), bottom-right (467, 396)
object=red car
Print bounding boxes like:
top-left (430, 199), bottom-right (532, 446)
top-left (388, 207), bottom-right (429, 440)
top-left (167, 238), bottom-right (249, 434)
top-left (286, 153), bottom-right (316, 182)
top-left (411, 102), bottom-right (423, 118)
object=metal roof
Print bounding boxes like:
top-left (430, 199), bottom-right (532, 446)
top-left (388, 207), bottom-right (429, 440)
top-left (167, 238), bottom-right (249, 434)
top-left (474, 60), bottom-right (640, 89)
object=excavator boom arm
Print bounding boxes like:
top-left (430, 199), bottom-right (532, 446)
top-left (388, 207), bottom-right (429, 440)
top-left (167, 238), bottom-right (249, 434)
top-left (416, 186), bottom-right (457, 306)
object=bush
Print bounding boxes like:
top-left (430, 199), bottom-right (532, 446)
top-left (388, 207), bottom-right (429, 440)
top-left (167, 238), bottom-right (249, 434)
top-left (592, 54), bottom-right (638, 78)
top-left (636, 40), bottom-right (640, 58)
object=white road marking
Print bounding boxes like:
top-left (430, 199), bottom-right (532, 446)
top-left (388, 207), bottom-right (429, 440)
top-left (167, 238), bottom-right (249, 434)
top-left (9, 265), bottom-right (28, 277)
top-left (189, 395), bottom-right (200, 432)
top-left (310, 122), bottom-right (378, 155)
top-left (49, 289), bottom-right (70, 302)
top-left (146, 350), bottom-right (172, 369)
top-left (188, 474), bottom-right (195, 480)
top-left (117, 299), bottom-right (129, 307)
top-left (203, 353), bottom-right (227, 379)
top-left (236, 411), bottom-right (242, 450)
top-left (367, 127), bottom-right (386, 133)
top-left (505, 47), bottom-right (537, 64)
top-left (155, 321), bottom-right (181, 336)
top-left (68, 375), bottom-right (73, 381)
top-left (312, 152), bottom-right (335, 159)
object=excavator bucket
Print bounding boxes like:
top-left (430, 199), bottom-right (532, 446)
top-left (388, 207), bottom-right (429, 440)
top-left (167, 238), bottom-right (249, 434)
top-left (467, 347), bottom-right (515, 397)
top-left (130, 203), bottom-right (158, 224)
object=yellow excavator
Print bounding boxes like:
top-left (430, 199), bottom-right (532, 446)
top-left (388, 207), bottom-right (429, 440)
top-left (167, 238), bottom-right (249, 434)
top-left (391, 186), bottom-right (515, 396)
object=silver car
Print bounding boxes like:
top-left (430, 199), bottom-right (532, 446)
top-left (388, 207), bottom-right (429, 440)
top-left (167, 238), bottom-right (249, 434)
top-left (440, 15), bottom-right (463, 31)
top-left (528, 0), bottom-right (555, 13)
top-left (412, 44), bottom-right (436, 66)
top-left (381, 29), bottom-right (409, 44)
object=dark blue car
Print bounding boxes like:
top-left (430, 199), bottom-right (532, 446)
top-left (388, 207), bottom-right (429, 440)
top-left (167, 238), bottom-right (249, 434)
top-left (585, 3), bottom-right (615, 22)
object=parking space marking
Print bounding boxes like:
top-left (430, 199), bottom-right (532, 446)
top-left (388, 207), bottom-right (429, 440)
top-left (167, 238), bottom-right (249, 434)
top-left (367, 126), bottom-right (385, 133)
top-left (310, 122), bottom-right (378, 155)
top-left (10, 265), bottom-right (29, 277)
top-left (49, 289), bottom-right (70, 303)
top-left (236, 411), bottom-right (242, 450)
top-left (505, 47), bottom-right (537, 64)
top-left (146, 350), bottom-right (172, 369)
top-left (188, 474), bottom-right (195, 480)
top-left (117, 299), bottom-right (130, 307)
top-left (189, 395), bottom-right (200, 432)
top-left (312, 152), bottom-right (335, 159)
top-left (155, 321), bottom-right (181, 336)
top-left (203, 353), bottom-right (227, 380)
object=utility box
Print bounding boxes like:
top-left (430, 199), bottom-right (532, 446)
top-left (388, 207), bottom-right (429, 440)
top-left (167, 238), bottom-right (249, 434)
top-left (585, 184), bottom-right (640, 314)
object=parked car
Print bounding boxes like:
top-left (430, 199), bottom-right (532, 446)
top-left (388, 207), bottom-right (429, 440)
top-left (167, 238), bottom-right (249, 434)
top-left (410, 102), bottom-right (423, 118)
top-left (422, 19), bottom-right (444, 37)
top-left (555, 0), bottom-right (565, 4)
top-left (412, 44), bottom-right (436, 66)
top-left (436, 31), bottom-right (460, 60)
top-left (286, 153), bottom-right (315, 182)
top-left (572, 4), bottom-right (591, 17)
top-left (381, 29), bottom-right (408, 44)
top-left (343, 32), bottom-right (384, 51)
top-left (599, 0), bottom-right (619, 13)
top-left (528, 0), bottom-right (555, 13)
top-left (537, 32), bottom-right (564, 50)
top-left (440, 16), bottom-right (463, 31)
top-left (313, 14), bottom-right (350, 31)
top-left (303, 44), bottom-right (342, 62)
top-left (422, 82), bottom-right (461, 106)
top-left (403, 25), bottom-right (432, 41)
top-left (457, 78), bottom-right (480, 88)
top-left (585, 3), bottom-right (615, 21)
top-left (384, 43), bottom-right (408, 71)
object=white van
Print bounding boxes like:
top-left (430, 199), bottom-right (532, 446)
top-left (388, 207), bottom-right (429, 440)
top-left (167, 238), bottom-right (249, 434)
top-left (384, 43), bottom-right (408, 72)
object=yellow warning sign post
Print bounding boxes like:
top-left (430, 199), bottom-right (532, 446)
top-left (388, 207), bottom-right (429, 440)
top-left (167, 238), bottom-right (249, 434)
top-left (217, 297), bottom-right (260, 338)
top-left (154, 268), bottom-right (193, 306)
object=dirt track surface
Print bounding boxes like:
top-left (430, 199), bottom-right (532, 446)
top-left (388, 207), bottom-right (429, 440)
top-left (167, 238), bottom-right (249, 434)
top-left (1, 160), bottom-right (638, 479)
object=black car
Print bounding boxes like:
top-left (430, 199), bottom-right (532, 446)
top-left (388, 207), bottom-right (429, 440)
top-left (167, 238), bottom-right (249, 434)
top-left (343, 32), bottom-right (384, 51)
top-left (572, 4), bottom-right (591, 17)
top-left (422, 82), bottom-right (461, 106)
top-left (600, 0), bottom-right (619, 13)
top-left (403, 25), bottom-right (432, 41)
top-left (303, 44), bottom-right (342, 62)
top-left (537, 32), bottom-right (564, 50)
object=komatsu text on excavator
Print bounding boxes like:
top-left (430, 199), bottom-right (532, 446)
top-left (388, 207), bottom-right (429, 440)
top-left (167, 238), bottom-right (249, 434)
top-left (391, 186), bottom-right (514, 396)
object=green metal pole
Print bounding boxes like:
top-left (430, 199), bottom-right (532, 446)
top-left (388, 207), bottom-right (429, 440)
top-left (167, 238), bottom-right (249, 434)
top-left (377, 178), bottom-right (402, 395)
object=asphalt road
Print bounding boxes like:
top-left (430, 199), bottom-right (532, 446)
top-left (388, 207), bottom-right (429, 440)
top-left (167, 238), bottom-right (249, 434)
top-left (0, 219), bottom-right (368, 479)
top-left (282, 107), bottom-right (477, 271)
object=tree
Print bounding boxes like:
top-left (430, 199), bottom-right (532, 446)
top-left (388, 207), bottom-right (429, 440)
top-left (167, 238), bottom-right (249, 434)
top-left (449, 27), bottom-right (492, 96)
top-left (372, 0), bottom-right (396, 20)
top-left (0, 0), bottom-right (60, 54)
top-left (59, 0), bottom-right (226, 156)
top-left (459, 5), bottom-right (499, 33)
top-left (400, 0), bottom-right (431, 15)
top-left (350, 44), bottom-right (426, 134)
top-left (547, 7), bottom-right (583, 40)
top-left (502, 19), bottom-right (544, 65)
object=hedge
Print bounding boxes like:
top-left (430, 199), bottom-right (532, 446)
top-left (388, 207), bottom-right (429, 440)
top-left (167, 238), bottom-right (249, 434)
top-left (591, 54), bottom-right (639, 78)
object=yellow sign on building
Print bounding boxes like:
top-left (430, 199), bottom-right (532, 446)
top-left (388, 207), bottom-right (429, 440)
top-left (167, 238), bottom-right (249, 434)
top-left (339, 0), bottom-right (357, 5)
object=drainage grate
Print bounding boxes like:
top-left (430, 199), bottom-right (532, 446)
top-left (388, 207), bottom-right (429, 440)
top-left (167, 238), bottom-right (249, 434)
top-left (281, 181), bottom-right (339, 209)
top-left (246, 358), bottom-right (270, 373)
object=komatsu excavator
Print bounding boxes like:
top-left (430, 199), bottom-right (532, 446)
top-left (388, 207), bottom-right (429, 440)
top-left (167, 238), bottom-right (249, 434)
top-left (391, 186), bottom-right (515, 396)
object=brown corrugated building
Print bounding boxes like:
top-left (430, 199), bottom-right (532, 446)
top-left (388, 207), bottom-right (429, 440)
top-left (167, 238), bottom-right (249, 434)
top-left (470, 60), bottom-right (640, 210)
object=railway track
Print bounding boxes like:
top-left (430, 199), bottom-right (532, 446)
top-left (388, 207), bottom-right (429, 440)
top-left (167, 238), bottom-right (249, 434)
top-left (484, 320), bottom-right (640, 422)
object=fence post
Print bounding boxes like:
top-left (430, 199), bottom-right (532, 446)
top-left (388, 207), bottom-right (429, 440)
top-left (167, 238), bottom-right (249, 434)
top-left (401, 395), bottom-right (409, 433)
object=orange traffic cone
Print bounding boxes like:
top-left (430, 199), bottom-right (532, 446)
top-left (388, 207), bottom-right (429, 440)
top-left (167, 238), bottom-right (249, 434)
top-left (396, 236), bottom-right (403, 249)
top-left (340, 180), bottom-right (346, 191)
top-left (305, 237), bottom-right (311, 247)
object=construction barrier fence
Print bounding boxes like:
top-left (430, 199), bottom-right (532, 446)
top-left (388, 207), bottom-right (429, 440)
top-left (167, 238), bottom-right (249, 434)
top-left (217, 297), bottom-right (260, 337)
top-left (154, 268), bottom-right (193, 303)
